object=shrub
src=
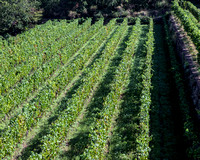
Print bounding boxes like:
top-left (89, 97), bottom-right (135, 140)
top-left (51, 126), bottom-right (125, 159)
top-left (0, 0), bottom-right (41, 34)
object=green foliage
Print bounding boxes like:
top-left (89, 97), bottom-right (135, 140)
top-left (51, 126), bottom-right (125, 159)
top-left (173, 0), bottom-right (200, 62)
top-left (186, 1), bottom-right (200, 21)
top-left (136, 18), bottom-right (154, 159)
top-left (29, 19), bottom-right (119, 159)
top-left (0, 0), bottom-right (41, 34)
top-left (0, 19), bottom-right (79, 117)
top-left (0, 0), bottom-right (170, 33)
top-left (81, 19), bottom-right (129, 160)
top-left (0, 18), bottom-right (97, 158)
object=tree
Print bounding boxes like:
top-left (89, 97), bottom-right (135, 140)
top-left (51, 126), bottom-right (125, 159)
top-left (0, 0), bottom-right (41, 34)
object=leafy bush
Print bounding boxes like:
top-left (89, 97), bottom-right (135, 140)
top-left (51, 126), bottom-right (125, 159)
top-left (0, 0), bottom-right (41, 34)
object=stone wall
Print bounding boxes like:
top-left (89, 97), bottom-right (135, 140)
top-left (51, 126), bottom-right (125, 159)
top-left (168, 15), bottom-right (200, 117)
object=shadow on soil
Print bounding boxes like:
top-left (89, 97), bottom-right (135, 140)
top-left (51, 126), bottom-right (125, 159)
top-left (149, 24), bottom-right (187, 160)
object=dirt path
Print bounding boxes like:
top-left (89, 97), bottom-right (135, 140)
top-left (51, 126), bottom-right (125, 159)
top-left (150, 24), bottom-right (187, 160)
